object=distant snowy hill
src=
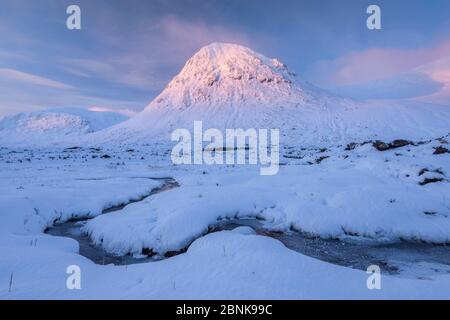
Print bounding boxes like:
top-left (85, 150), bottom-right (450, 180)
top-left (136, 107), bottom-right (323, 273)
top-left (97, 43), bottom-right (450, 146)
top-left (0, 107), bottom-right (128, 146)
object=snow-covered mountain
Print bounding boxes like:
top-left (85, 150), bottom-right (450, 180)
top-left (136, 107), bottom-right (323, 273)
top-left (99, 43), bottom-right (450, 146)
top-left (0, 107), bottom-right (128, 147)
top-left (3, 43), bottom-right (449, 148)
top-left (103, 43), bottom-right (339, 140)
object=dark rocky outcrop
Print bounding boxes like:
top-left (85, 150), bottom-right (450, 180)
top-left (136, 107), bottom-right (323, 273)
top-left (433, 146), bottom-right (450, 155)
top-left (373, 139), bottom-right (412, 151)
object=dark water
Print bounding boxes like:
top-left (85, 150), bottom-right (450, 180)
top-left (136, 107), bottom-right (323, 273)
top-left (47, 220), bottom-right (157, 265)
top-left (46, 179), bottom-right (450, 279)
top-left (211, 219), bottom-right (450, 278)
top-left (45, 178), bottom-right (179, 265)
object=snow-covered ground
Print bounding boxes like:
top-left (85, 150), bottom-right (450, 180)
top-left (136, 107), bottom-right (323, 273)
top-left (1, 43), bottom-right (450, 299)
top-left (0, 134), bottom-right (449, 299)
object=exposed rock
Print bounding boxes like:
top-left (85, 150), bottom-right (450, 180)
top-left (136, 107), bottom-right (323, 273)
top-left (433, 146), bottom-right (450, 155)
top-left (419, 177), bottom-right (445, 186)
top-left (345, 142), bottom-right (358, 151)
top-left (373, 139), bottom-right (412, 151)
top-left (65, 146), bottom-right (81, 151)
top-left (283, 155), bottom-right (303, 159)
top-left (418, 168), bottom-right (445, 176)
top-left (164, 247), bottom-right (187, 258)
top-left (316, 156), bottom-right (330, 164)
top-left (391, 139), bottom-right (411, 148)
top-left (373, 141), bottom-right (390, 151)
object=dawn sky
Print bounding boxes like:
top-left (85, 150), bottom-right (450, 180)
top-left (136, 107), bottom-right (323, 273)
top-left (0, 0), bottom-right (449, 116)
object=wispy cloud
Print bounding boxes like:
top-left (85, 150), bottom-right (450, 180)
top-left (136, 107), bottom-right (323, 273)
top-left (0, 68), bottom-right (74, 90)
top-left (0, 84), bottom-right (144, 117)
top-left (0, 69), bottom-right (144, 117)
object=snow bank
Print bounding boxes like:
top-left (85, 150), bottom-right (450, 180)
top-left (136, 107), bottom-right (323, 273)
top-left (83, 184), bottom-right (275, 255)
top-left (0, 170), bottom-right (163, 234)
top-left (84, 141), bottom-right (450, 256)
top-left (3, 229), bottom-right (450, 299)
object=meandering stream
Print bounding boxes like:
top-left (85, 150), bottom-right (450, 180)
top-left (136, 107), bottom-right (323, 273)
top-left (212, 219), bottom-right (450, 279)
top-left (46, 177), bottom-right (450, 279)
top-left (45, 177), bottom-right (179, 265)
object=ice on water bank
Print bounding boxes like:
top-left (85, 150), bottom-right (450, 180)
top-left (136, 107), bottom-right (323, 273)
top-left (83, 141), bottom-right (450, 257)
top-left (0, 171), bottom-right (164, 235)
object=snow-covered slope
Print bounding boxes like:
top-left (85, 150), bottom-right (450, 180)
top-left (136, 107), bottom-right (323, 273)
top-left (98, 43), bottom-right (450, 146)
top-left (0, 108), bottom-right (128, 147)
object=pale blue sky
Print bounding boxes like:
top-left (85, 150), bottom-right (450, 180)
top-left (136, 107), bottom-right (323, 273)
top-left (1, 0), bottom-right (449, 116)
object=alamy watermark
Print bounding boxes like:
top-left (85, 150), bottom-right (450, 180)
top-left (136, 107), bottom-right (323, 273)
top-left (66, 265), bottom-right (81, 290)
top-left (367, 5), bottom-right (382, 30)
top-left (366, 265), bottom-right (381, 290)
top-left (64, 5), bottom-right (379, 31)
top-left (66, 5), bottom-right (81, 30)
top-left (171, 121), bottom-right (280, 176)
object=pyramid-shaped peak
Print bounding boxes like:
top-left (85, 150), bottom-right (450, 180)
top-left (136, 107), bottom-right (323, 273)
top-left (134, 43), bottom-right (316, 118)
top-left (184, 42), bottom-right (292, 75)
top-left (166, 42), bottom-right (297, 92)
top-left (108, 43), bottom-right (352, 141)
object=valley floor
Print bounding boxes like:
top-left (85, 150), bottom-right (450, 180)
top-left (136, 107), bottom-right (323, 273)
top-left (1, 136), bottom-right (450, 299)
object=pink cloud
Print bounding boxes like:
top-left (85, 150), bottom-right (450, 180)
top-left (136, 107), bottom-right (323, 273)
top-left (309, 39), bottom-right (450, 87)
top-left (66, 15), bottom-right (256, 91)
top-left (415, 57), bottom-right (450, 105)
top-left (307, 38), bottom-right (450, 105)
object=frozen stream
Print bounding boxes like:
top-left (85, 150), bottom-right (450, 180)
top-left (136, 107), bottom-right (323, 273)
top-left (46, 178), bottom-right (450, 279)
top-left (213, 219), bottom-right (450, 279)
top-left (45, 177), bottom-right (179, 265)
